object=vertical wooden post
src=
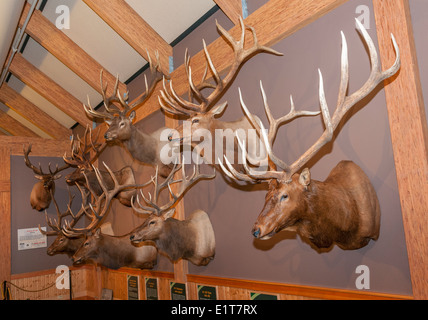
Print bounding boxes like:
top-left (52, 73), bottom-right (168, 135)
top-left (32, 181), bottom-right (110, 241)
top-left (0, 147), bottom-right (11, 286)
top-left (164, 115), bottom-right (188, 284)
top-left (373, 0), bottom-right (428, 300)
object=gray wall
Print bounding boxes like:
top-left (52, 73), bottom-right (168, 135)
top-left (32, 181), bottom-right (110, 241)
top-left (11, 155), bottom-right (82, 274)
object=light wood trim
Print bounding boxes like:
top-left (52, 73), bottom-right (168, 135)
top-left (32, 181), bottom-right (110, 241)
top-left (9, 53), bottom-right (92, 128)
top-left (19, 3), bottom-right (127, 97)
top-left (83, 0), bottom-right (172, 76)
top-left (187, 274), bottom-right (413, 300)
top-left (214, 0), bottom-right (243, 25)
top-left (0, 147), bottom-right (11, 285)
top-left (164, 114), bottom-right (188, 283)
top-left (136, 0), bottom-right (349, 122)
top-left (0, 109), bottom-right (39, 137)
top-left (372, 0), bottom-right (428, 300)
top-left (0, 136), bottom-right (71, 157)
top-left (0, 83), bottom-right (72, 140)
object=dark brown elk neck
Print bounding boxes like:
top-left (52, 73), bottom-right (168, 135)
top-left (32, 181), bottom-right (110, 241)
top-left (122, 126), bottom-right (158, 165)
top-left (156, 219), bottom-right (195, 262)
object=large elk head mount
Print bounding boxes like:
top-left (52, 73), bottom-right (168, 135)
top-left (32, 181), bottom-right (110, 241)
top-left (220, 19), bottom-right (400, 250)
top-left (63, 126), bottom-right (136, 207)
top-left (24, 144), bottom-right (70, 211)
top-left (130, 162), bottom-right (216, 266)
top-left (159, 17), bottom-right (292, 165)
top-left (83, 53), bottom-right (175, 177)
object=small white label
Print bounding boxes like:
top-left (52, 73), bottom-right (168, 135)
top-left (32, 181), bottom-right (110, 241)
top-left (17, 227), bottom-right (47, 251)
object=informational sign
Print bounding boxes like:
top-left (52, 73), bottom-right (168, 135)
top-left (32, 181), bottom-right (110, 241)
top-left (145, 278), bottom-right (158, 300)
top-left (170, 282), bottom-right (186, 300)
top-left (250, 292), bottom-right (278, 300)
top-left (198, 285), bottom-right (217, 300)
top-left (17, 227), bottom-right (47, 251)
top-left (127, 275), bottom-right (139, 300)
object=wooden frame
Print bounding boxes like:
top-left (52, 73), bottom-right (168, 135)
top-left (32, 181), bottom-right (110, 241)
top-left (0, 0), bottom-right (426, 300)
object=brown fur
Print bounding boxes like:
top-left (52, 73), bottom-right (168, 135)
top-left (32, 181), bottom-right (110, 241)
top-left (130, 209), bottom-right (215, 266)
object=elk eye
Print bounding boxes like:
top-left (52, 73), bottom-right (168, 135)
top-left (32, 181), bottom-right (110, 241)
top-left (84, 242), bottom-right (89, 247)
top-left (149, 221), bottom-right (156, 226)
top-left (280, 194), bottom-right (289, 202)
top-left (120, 122), bottom-right (125, 128)
top-left (192, 118), bottom-right (199, 124)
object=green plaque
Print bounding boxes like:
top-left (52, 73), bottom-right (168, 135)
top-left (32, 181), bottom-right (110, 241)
top-left (198, 285), bottom-right (217, 300)
top-left (250, 292), bottom-right (278, 300)
top-left (170, 282), bottom-right (186, 300)
top-left (145, 278), bottom-right (158, 300)
top-left (127, 275), bottom-right (139, 300)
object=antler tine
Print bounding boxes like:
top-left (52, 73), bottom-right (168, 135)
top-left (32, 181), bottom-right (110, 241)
top-left (161, 16), bottom-right (283, 117)
top-left (39, 188), bottom-right (76, 236)
top-left (160, 161), bottom-right (215, 212)
top-left (238, 82), bottom-right (319, 173)
top-left (284, 19), bottom-right (400, 179)
top-left (83, 94), bottom-right (115, 120)
top-left (224, 20), bottom-right (400, 184)
top-left (128, 49), bottom-right (166, 110)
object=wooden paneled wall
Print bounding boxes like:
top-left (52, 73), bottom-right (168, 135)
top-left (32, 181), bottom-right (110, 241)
top-left (7, 266), bottom-right (412, 300)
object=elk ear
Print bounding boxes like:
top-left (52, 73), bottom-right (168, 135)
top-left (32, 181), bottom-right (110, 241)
top-left (129, 110), bottom-right (136, 122)
top-left (162, 208), bottom-right (176, 220)
top-left (34, 174), bottom-right (44, 180)
top-left (105, 119), bottom-right (113, 126)
top-left (299, 168), bottom-right (311, 188)
top-left (210, 101), bottom-right (228, 117)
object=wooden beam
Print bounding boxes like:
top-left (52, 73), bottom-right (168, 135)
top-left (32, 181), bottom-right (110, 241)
top-left (0, 109), bottom-right (40, 137)
top-left (9, 53), bottom-right (92, 128)
top-left (0, 84), bottom-right (72, 140)
top-left (19, 3), bottom-right (127, 97)
top-left (373, 0), bottom-right (428, 300)
top-left (135, 0), bottom-right (349, 122)
top-left (214, 0), bottom-right (243, 25)
top-left (0, 147), bottom-right (11, 285)
top-left (83, 0), bottom-right (172, 75)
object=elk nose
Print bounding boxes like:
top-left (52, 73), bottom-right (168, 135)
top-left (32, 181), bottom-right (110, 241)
top-left (252, 227), bottom-right (261, 238)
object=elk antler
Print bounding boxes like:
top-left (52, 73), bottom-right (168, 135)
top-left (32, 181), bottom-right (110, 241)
top-left (221, 19), bottom-right (400, 183)
top-left (159, 16), bottom-right (283, 117)
top-left (38, 187), bottom-right (89, 236)
top-left (63, 125), bottom-right (106, 168)
top-left (132, 161), bottom-right (216, 216)
top-left (61, 163), bottom-right (151, 236)
top-left (84, 50), bottom-right (166, 120)
top-left (24, 144), bottom-right (70, 179)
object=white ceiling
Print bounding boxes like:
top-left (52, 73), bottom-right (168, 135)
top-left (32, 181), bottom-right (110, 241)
top-left (0, 0), bottom-right (217, 138)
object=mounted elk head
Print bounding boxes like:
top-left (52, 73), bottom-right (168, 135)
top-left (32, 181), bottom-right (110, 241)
top-left (62, 163), bottom-right (157, 270)
top-left (83, 52), bottom-right (175, 177)
top-left (220, 20), bottom-right (400, 250)
top-left (63, 126), bottom-right (136, 206)
top-left (24, 144), bottom-right (70, 211)
top-left (160, 17), bottom-right (298, 166)
top-left (130, 162), bottom-right (216, 266)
